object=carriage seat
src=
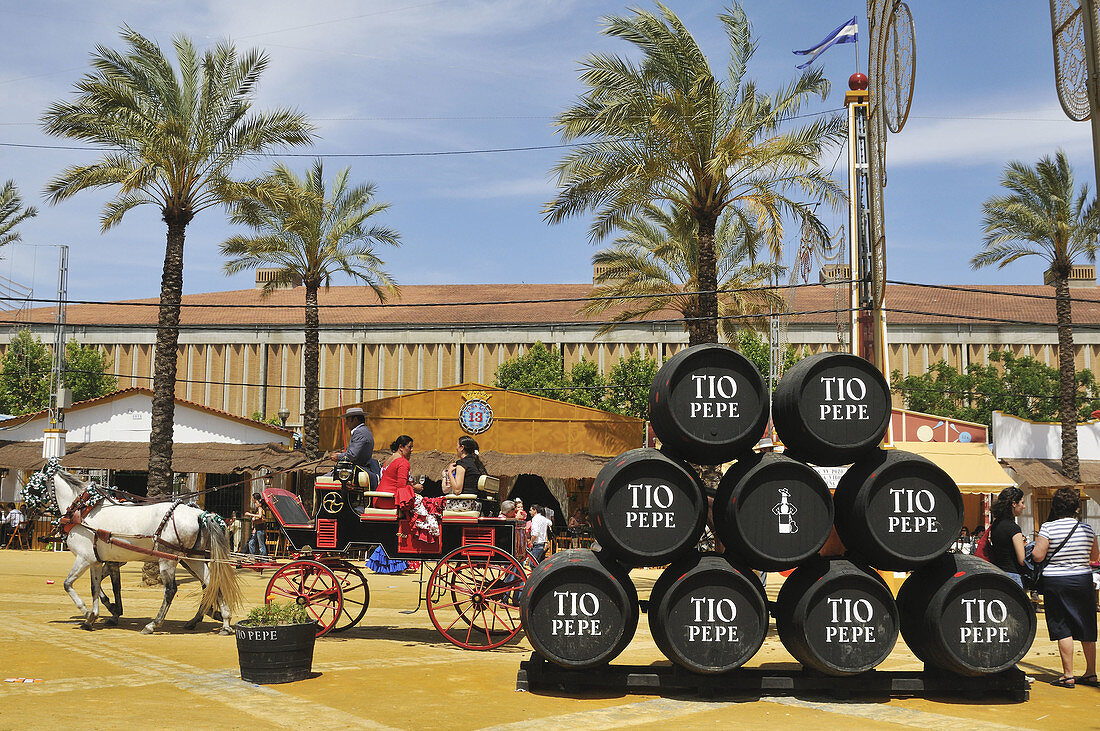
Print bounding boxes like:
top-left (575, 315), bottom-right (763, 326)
top-left (442, 493), bottom-right (481, 519)
top-left (357, 490), bottom-right (397, 518)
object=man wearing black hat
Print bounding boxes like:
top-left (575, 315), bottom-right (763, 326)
top-left (326, 406), bottom-right (380, 487)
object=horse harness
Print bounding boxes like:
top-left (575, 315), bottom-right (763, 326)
top-left (59, 490), bottom-right (206, 562)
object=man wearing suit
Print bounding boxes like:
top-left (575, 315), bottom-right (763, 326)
top-left (326, 406), bottom-right (381, 487)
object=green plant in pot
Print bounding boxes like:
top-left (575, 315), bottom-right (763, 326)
top-left (235, 601), bottom-right (318, 684)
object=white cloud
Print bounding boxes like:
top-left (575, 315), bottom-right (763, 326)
top-left (431, 174), bottom-right (552, 199)
top-left (886, 101), bottom-right (1092, 168)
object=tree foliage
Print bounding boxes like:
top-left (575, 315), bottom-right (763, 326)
top-left (0, 180), bottom-right (37, 247)
top-left (494, 342), bottom-right (660, 419)
top-left (0, 333), bottom-right (115, 415)
top-left (221, 160), bottom-right (399, 457)
top-left (545, 2), bottom-right (844, 344)
top-left (64, 339), bottom-right (118, 403)
top-left (603, 350), bottom-right (660, 419)
top-left (0, 330), bottom-right (50, 415)
top-left (582, 204), bottom-right (785, 344)
top-left (892, 350), bottom-right (1100, 427)
top-left (736, 329), bottom-right (803, 388)
top-left (973, 150), bottom-right (1100, 480)
top-left (41, 25), bottom-right (314, 497)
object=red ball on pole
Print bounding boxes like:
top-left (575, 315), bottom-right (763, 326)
top-left (849, 73), bottom-right (868, 91)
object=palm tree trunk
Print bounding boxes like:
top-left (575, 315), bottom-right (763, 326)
top-left (144, 213), bottom-right (188, 584)
top-left (1053, 272), bottom-right (1080, 482)
top-left (148, 217), bottom-right (187, 495)
top-left (695, 212), bottom-right (719, 344)
top-left (302, 284), bottom-right (320, 459)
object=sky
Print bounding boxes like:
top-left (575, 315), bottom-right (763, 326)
top-left (0, 0), bottom-right (1093, 303)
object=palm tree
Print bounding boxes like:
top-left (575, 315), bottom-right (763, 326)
top-left (582, 203), bottom-right (784, 344)
top-left (545, 2), bottom-right (844, 345)
top-left (41, 26), bottom-right (314, 497)
top-left (0, 180), bottom-right (37, 247)
top-left (973, 150), bottom-right (1100, 482)
top-left (220, 161), bottom-right (400, 457)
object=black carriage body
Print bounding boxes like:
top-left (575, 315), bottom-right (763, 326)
top-left (263, 481), bottom-right (524, 561)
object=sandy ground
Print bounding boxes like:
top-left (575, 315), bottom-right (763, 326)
top-left (0, 550), bottom-right (1097, 731)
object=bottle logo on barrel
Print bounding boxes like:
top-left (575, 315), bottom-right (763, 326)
top-left (625, 482), bottom-right (677, 529)
top-left (686, 596), bottom-right (740, 643)
top-left (551, 590), bottom-right (602, 637)
top-left (960, 598), bottom-right (1010, 644)
top-left (689, 374), bottom-right (740, 419)
top-left (773, 487), bottom-right (798, 534)
top-left (818, 376), bottom-right (869, 421)
top-left (825, 597), bottom-right (877, 643)
top-left (887, 488), bottom-right (939, 533)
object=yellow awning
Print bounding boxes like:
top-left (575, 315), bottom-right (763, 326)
top-left (893, 441), bottom-right (1015, 494)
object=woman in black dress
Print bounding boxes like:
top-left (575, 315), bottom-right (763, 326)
top-left (442, 436), bottom-right (487, 512)
top-left (988, 486), bottom-right (1026, 588)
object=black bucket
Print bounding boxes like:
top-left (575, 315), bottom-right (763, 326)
top-left (236, 622), bottom-right (318, 684)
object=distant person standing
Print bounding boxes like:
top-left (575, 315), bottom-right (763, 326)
top-left (528, 504), bottom-right (553, 564)
top-left (988, 487), bottom-right (1027, 587)
top-left (3, 504), bottom-right (25, 547)
top-left (1032, 486), bottom-right (1098, 688)
top-left (244, 493), bottom-right (268, 558)
top-left (226, 511), bottom-right (244, 553)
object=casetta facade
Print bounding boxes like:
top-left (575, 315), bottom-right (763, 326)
top-left (5, 269), bottom-right (1100, 429)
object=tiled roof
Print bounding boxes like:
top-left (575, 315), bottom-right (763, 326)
top-left (10, 283), bottom-right (1100, 329)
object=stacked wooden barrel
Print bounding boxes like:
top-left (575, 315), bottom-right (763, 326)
top-left (521, 344), bottom-right (1035, 678)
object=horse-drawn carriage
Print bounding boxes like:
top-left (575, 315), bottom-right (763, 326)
top-left (258, 462), bottom-right (528, 649)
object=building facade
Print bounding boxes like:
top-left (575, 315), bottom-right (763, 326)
top-left (4, 268), bottom-right (1100, 430)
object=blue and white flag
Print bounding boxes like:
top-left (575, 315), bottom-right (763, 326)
top-left (793, 16), bottom-right (858, 69)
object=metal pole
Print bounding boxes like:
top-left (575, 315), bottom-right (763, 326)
top-left (1082, 0), bottom-right (1100, 193)
top-left (48, 245), bottom-right (68, 429)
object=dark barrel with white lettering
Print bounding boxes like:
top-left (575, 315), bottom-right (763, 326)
top-left (648, 343), bottom-right (768, 464)
top-left (833, 449), bottom-right (964, 570)
top-left (713, 452), bottom-right (834, 571)
top-left (772, 352), bottom-right (891, 466)
top-left (520, 549), bottom-right (639, 669)
top-left (897, 553), bottom-right (1037, 676)
top-left (775, 557), bottom-right (899, 676)
top-left (589, 448), bottom-right (707, 567)
top-left (648, 553), bottom-right (768, 674)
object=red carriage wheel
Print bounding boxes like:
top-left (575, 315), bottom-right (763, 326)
top-left (322, 559), bottom-right (370, 632)
top-left (426, 544), bottom-right (525, 650)
top-left (265, 559), bottom-right (344, 637)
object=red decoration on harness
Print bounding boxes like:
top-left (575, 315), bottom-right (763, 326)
top-left (58, 490), bottom-right (102, 535)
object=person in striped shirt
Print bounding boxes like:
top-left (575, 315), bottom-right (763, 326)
top-left (1033, 486), bottom-right (1099, 688)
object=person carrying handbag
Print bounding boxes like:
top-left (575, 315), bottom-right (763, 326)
top-left (986, 487), bottom-right (1027, 587)
top-left (1031, 486), bottom-right (1099, 688)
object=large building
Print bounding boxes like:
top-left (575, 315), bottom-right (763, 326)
top-left (5, 266), bottom-right (1100, 430)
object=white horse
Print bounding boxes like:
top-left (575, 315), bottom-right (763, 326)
top-left (50, 467), bottom-right (242, 634)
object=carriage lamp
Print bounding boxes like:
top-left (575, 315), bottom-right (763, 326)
top-left (277, 407), bottom-right (290, 427)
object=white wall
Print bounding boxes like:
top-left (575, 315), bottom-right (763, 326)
top-left (0, 392), bottom-right (289, 446)
top-left (992, 411), bottom-right (1100, 460)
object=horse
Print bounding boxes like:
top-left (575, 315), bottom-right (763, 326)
top-left (45, 463), bottom-right (242, 634)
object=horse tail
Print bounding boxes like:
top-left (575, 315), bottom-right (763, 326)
top-left (199, 516), bottom-right (242, 617)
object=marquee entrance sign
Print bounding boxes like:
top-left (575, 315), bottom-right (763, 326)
top-left (459, 390), bottom-right (493, 434)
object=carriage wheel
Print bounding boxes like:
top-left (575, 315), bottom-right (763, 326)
top-left (426, 545), bottom-right (525, 650)
top-left (323, 559), bottom-right (370, 632)
top-left (265, 560), bottom-right (344, 637)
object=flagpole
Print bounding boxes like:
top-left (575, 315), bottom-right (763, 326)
top-left (855, 24), bottom-right (860, 75)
